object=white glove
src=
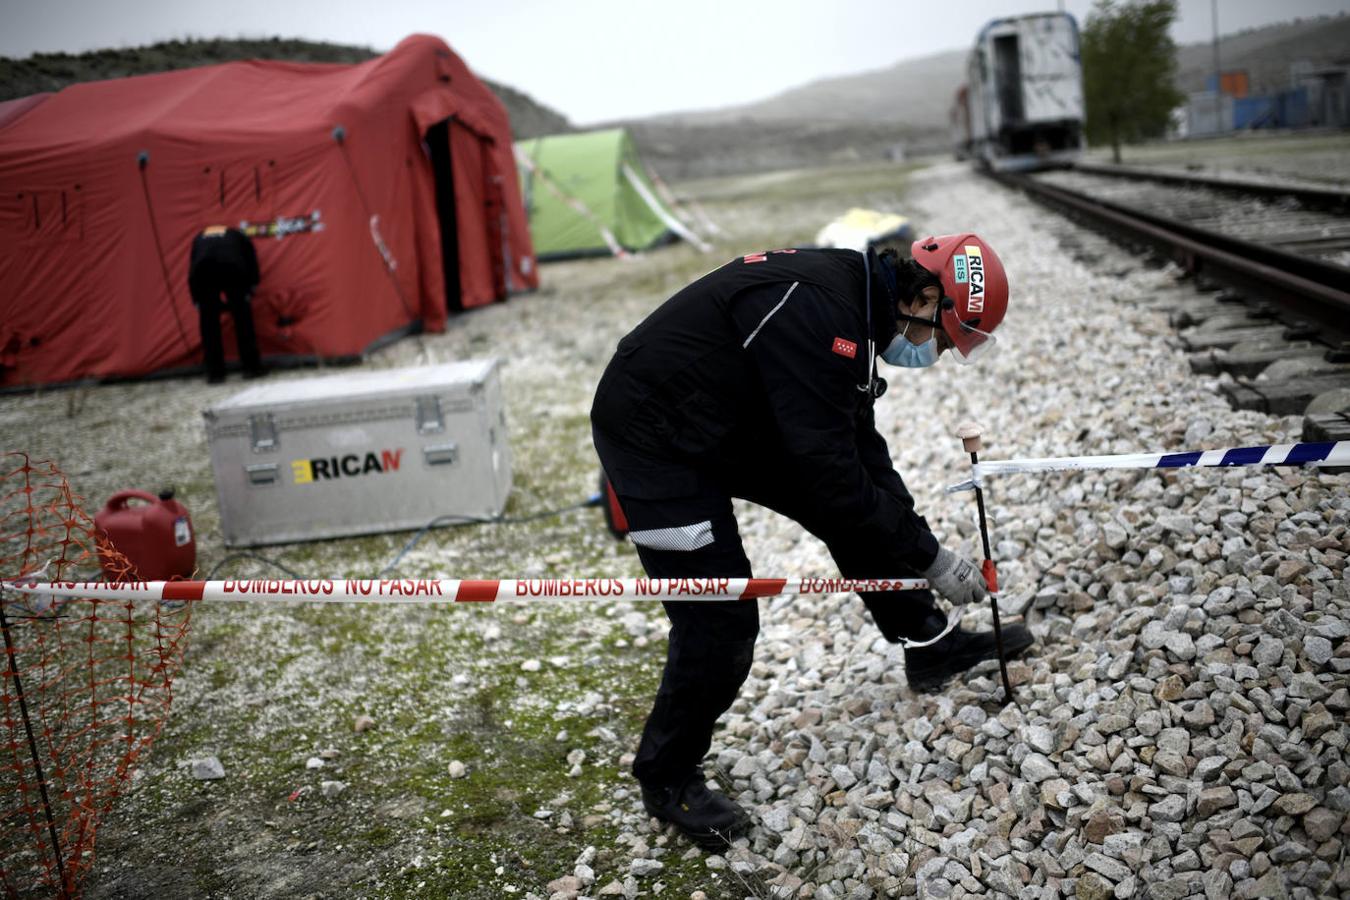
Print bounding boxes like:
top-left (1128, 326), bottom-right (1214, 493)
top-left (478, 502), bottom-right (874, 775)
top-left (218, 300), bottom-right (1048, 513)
top-left (922, 547), bottom-right (988, 606)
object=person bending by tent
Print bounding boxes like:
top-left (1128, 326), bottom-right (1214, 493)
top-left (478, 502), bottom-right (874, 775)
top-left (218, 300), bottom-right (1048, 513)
top-left (590, 234), bottom-right (1034, 849)
top-left (189, 225), bottom-right (265, 383)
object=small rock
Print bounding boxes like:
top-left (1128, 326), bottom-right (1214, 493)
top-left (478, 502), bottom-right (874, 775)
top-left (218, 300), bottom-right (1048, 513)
top-left (1252, 636), bottom-right (1283, 669)
top-left (521, 659), bottom-right (542, 672)
top-left (1084, 808), bottom-right (1122, 843)
top-left (1154, 675), bottom-right (1185, 702)
top-left (1156, 728), bottom-right (1190, 756)
top-left (188, 756), bottom-right (225, 780)
top-left (353, 714), bottom-right (375, 733)
top-left (305, 757), bottom-right (324, 770)
top-left (1026, 725), bottom-right (1057, 754)
top-left (1083, 851), bottom-right (1130, 882)
top-left (629, 858), bottom-right (663, 876)
top-left (1302, 635), bottom-right (1332, 666)
top-left (1149, 875), bottom-right (1191, 900)
top-left (1021, 753), bottom-right (1057, 783)
top-left (1183, 701), bottom-right (1216, 728)
top-left (831, 764), bottom-right (857, 789)
top-left (1268, 841), bottom-right (1311, 863)
top-left (1075, 872), bottom-right (1111, 900)
top-left (1153, 751), bottom-right (1188, 778)
top-left (319, 780), bottom-right (347, 798)
top-left (1195, 756), bottom-right (1228, 782)
top-left (448, 760), bottom-right (468, 779)
top-left (1164, 632), bottom-right (1195, 660)
top-left (1302, 808), bottom-right (1342, 843)
top-left (1102, 832), bottom-right (1144, 859)
top-left (1273, 793), bottom-right (1317, 816)
top-left (761, 805), bottom-right (790, 834)
top-left (1149, 795), bottom-right (1186, 823)
top-left (547, 874), bottom-right (581, 895)
top-left (1097, 714), bottom-right (1131, 735)
top-left (1197, 786), bottom-right (1236, 816)
top-left (1287, 673), bottom-right (1330, 702)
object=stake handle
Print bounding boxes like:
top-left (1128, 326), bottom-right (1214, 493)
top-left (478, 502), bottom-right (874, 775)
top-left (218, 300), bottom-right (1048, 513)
top-left (956, 421), bottom-right (983, 454)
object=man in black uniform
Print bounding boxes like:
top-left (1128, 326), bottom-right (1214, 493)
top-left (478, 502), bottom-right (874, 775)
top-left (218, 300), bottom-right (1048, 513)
top-left (189, 225), bottom-right (265, 383)
top-left (590, 234), bottom-right (1034, 849)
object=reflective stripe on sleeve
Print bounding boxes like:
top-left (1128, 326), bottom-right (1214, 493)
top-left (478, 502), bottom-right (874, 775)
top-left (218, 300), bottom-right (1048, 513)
top-left (742, 282), bottom-right (799, 348)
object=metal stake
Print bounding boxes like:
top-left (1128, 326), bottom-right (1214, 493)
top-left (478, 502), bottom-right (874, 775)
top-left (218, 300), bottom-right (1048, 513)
top-left (0, 599), bottom-right (69, 897)
top-left (957, 423), bottom-right (1016, 707)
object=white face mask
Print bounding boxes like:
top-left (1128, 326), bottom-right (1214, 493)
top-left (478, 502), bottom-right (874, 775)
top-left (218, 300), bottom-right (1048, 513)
top-left (880, 322), bottom-right (938, 368)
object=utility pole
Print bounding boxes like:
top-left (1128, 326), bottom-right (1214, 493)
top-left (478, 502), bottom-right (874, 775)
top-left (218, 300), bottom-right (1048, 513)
top-left (1211, 0), bottom-right (1222, 135)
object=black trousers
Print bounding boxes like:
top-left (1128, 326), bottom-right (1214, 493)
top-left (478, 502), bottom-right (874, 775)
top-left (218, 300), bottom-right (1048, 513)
top-left (190, 275), bottom-right (262, 380)
top-left (593, 428), bottom-right (942, 789)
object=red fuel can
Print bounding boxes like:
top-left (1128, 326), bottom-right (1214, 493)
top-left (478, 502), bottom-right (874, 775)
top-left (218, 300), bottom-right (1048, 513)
top-left (94, 489), bottom-right (196, 581)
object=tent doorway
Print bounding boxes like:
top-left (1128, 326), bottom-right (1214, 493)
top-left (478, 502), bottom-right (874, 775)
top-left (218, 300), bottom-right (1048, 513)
top-left (426, 116), bottom-right (508, 312)
top-left (425, 118), bottom-right (463, 313)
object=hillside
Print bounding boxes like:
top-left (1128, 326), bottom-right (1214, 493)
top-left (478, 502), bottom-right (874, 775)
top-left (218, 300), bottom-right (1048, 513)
top-left (1174, 14), bottom-right (1350, 95)
top-left (617, 12), bottom-right (1350, 177)
top-left (645, 48), bottom-right (968, 130)
top-left (0, 37), bottom-right (572, 139)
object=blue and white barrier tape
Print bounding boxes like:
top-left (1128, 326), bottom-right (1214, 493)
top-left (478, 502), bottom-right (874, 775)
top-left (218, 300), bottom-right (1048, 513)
top-left (946, 440), bottom-right (1349, 493)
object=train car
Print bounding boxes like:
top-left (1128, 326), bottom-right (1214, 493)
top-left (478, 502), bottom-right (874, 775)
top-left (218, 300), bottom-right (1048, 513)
top-left (966, 11), bottom-right (1084, 171)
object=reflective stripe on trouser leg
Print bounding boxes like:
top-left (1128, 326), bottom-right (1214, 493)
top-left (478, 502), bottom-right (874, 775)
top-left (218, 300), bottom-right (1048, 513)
top-left (628, 520), bottom-right (715, 552)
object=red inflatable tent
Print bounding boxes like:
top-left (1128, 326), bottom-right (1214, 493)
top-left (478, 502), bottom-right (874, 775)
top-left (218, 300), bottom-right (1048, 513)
top-left (0, 34), bottom-right (537, 388)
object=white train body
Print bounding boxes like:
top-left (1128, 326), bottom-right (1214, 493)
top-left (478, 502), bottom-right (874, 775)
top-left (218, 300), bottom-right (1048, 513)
top-left (965, 12), bottom-right (1085, 170)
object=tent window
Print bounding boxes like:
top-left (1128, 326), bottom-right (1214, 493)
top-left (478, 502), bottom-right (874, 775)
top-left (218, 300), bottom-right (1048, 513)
top-left (0, 189), bottom-right (82, 242)
top-left (200, 162), bottom-right (273, 215)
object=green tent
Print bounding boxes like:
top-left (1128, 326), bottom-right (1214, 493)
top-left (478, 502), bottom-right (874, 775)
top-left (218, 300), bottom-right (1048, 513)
top-left (515, 128), bottom-right (703, 260)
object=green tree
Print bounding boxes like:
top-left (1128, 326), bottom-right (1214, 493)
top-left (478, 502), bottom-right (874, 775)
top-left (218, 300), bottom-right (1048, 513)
top-left (1081, 0), bottom-right (1186, 162)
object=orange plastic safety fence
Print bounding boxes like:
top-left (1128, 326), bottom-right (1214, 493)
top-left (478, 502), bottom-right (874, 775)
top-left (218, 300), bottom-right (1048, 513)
top-left (1, 453), bottom-right (191, 899)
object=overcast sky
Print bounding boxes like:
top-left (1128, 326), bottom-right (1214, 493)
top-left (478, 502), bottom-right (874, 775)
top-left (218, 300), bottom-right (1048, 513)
top-left (2, 0), bottom-right (1345, 123)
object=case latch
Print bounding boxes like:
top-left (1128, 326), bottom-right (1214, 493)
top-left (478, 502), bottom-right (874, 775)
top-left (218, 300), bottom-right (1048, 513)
top-left (246, 463), bottom-right (279, 485)
top-left (249, 414), bottom-right (278, 452)
top-left (416, 396), bottom-right (443, 434)
top-left (424, 443), bottom-right (458, 466)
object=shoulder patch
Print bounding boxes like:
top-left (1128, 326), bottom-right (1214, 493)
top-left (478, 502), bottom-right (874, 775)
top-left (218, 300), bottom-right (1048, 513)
top-left (832, 337), bottom-right (857, 359)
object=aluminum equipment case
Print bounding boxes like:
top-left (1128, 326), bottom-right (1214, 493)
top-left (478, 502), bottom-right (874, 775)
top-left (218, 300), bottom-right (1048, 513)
top-left (204, 360), bottom-right (511, 546)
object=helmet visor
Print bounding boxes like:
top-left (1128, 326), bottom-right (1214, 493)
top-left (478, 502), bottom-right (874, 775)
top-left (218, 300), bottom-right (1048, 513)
top-left (940, 305), bottom-right (997, 365)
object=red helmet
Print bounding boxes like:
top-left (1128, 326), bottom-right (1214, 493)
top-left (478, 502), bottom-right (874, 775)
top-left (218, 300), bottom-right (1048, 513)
top-left (911, 233), bottom-right (1008, 362)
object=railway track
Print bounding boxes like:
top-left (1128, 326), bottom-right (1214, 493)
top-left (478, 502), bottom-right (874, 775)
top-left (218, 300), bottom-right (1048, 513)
top-left (991, 165), bottom-right (1350, 444)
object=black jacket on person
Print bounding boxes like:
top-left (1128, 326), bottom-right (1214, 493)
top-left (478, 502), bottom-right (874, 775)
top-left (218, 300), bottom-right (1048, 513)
top-left (591, 247), bottom-right (939, 571)
top-left (189, 226), bottom-right (260, 299)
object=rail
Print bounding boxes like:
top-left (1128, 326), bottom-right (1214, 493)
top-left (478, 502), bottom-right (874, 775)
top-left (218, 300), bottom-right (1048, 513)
top-left (991, 170), bottom-right (1350, 345)
top-left (1072, 161), bottom-right (1350, 212)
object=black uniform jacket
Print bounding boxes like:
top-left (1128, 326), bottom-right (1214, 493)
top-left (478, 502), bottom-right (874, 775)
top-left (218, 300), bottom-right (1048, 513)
top-left (592, 248), bottom-right (940, 570)
top-left (188, 226), bottom-right (261, 298)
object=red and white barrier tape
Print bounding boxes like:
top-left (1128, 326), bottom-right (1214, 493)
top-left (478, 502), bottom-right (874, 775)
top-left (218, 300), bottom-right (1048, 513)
top-left (648, 168), bottom-right (722, 237)
top-left (3, 577), bottom-right (929, 606)
top-left (621, 163), bottom-right (712, 253)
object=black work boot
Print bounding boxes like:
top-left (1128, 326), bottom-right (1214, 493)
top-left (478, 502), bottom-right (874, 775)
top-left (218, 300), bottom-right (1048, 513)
top-left (640, 771), bottom-right (752, 850)
top-left (904, 611), bottom-right (1034, 693)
